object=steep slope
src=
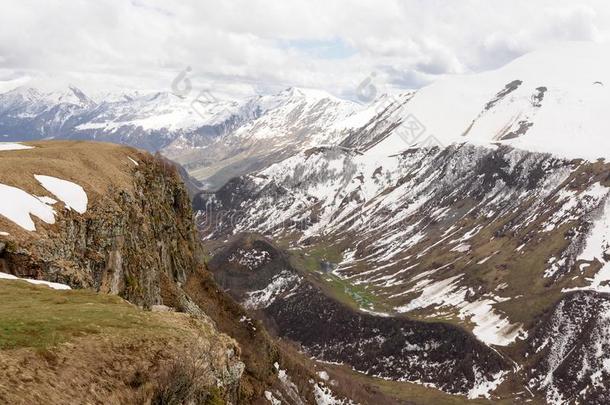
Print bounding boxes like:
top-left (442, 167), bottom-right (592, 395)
top-left (167, 87), bottom-right (363, 189)
top-left (196, 43), bottom-right (610, 403)
top-left (360, 42), bottom-right (610, 161)
top-left (0, 140), bottom-right (360, 404)
top-left (0, 141), bottom-right (200, 307)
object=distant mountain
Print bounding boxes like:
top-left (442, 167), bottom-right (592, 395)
top-left (0, 85), bottom-right (246, 151)
top-left (0, 85), bottom-right (365, 188)
top-left (166, 87), bottom-right (366, 189)
top-left (2, 43), bottom-right (610, 193)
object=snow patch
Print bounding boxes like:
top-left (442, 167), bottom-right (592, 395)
top-left (264, 390), bottom-right (281, 405)
top-left (396, 275), bottom-right (525, 346)
top-left (243, 270), bottom-right (301, 309)
top-left (313, 383), bottom-right (355, 405)
top-left (35, 175), bottom-right (88, 214)
top-left (229, 248), bottom-right (271, 270)
top-left (317, 371), bottom-right (330, 381)
top-left (0, 142), bottom-right (33, 151)
top-left (0, 272), bottom-right (71, 290)
top-left (0, 183), bottom-right (56, 231)
top-left (467, 369), bottom-right (507, 399)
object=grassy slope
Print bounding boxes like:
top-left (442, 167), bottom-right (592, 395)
top-left (0, 280), bottom-right (169, 350)
top-left (0, 280), bottom-right (235, 405)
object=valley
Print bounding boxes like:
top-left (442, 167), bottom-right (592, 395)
top-left (1, 42), bottom-right (610, 404)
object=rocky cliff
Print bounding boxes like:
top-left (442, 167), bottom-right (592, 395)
top-left (0, 141), bottom-right (201, 308)
top-left (0, 140), bottom-right (360, 404)
top-left (0, 141), bottom-right (249, 404)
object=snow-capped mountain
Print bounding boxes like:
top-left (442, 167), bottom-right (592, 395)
top-left (0, 84), bottom-right (364, 183)
top-left (358, 42), bottom-right (610, 162)
top-left (0, 85), bottom-right (252, 150)
top-left (167, 87), bottom-right (365, 188)
top-left (195, 43), bottom-right (610, 404)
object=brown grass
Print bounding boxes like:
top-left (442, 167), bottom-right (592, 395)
top-left (0, 279), bottom-right (235, 405)
top-left (0, 140), bottom-right (148, 238)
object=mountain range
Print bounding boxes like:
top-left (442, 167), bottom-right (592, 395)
top-left (1, 42), bottom-right (610, 404)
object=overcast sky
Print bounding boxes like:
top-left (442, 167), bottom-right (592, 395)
top-left (1, 0), bottom-right (610, 99)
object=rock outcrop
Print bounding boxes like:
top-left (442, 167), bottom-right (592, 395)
top-left (0, 142), bottom-right (201, 308)
top-left (0, 141), bottom-right (246, 403)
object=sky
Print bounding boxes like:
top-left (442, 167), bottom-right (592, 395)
top-left (1, 0), bottom-right (610, 100)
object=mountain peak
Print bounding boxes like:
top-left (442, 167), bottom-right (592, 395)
top-left (278, 86), bottom-right (340, 102)
top-left (3, 84), bottom-right (95, 108)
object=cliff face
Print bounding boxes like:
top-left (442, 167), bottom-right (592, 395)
top-left (0, 141), bottom-right (351, 405)
top-left (0, 142), bottom-right (201, 308)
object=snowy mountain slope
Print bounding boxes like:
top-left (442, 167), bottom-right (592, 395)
top-left (195, 43), bottom-right (610, 403)
top-left (365, 42), bottom-right (610, 161)
top-left (168, 87), bottom-right (365, 189)
top-left (201, 143), bottom-right (609, 327)
top-left (0, 85), bottom-right (365, 185)
top-left (199, 142), bottom-right (610, 402)
top-left (179, 43), bottom-right (610, 189)
top-left (0, 85), bottom-right (249, 150)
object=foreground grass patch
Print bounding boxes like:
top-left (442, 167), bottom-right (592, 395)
top-left (0, 280), bottom-right (158, 349)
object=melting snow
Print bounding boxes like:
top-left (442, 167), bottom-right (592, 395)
top-left (275, 362), bottom-right (306, 405)
top-left (0, 176), bottom-right (88, 231)
top-left (229, 248), bottom-right (271, 270)
top-left (565, 195), bottom-right (610, 293)
top-left (0, 272), bottom-right (70, 290)
top-left (0, 183), bottom-right (56, 231)
top-left (313, 383), bottom-right (355, 405)
top-left (243, 270), bottom-right (301, 309)
top-left (35, 175), bottom-right (88, 214)
top-left (451, 243), bottom-right (471, 253)
top-left (396, 275), bottom-right (525, 346)
top-left (0, 142), bottom-right (33, 151)
top-left (317, 371), bottom-right (330, 381)
top-left (264, 391), bottom-right (281, 405)
top-left (467, 369), bottom-right (507, 399)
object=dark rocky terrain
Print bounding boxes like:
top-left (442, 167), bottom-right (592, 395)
top-left (206, 235), bottom-right (509, 398)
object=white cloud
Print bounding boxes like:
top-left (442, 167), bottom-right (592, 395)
top-left (1, 0), bottom-right (610, 99)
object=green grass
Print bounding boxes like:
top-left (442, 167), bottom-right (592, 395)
top-left (288, 244), bottom-right (392, 313)
top-left (0, 280), bottom-right (161, 349)
top-left (322, 272), bottom-right (379, 310)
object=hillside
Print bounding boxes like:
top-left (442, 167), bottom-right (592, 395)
top-left (0, 141), bottom-right (363, 404)
top-left (0, 280), bottom-right (242, 404)
top-left (194, 43), bottom-right (610, 404)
